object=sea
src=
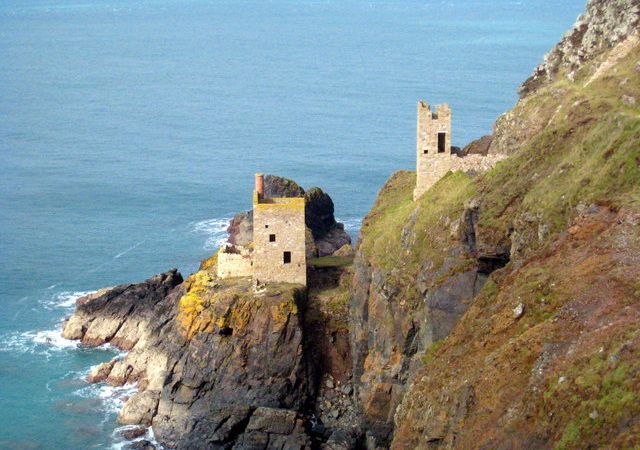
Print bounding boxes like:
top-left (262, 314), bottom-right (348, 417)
top-left (0, 0), bottom-right (585, 448)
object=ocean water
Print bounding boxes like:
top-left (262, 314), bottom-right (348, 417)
top-left (0, 0), bottom-right (584, 448)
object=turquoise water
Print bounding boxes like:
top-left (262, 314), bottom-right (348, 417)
top-left (0, 1), bottom-right (584, 448)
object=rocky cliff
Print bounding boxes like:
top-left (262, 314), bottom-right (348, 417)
top-left (519, 0), bottom-right (639, 97)
top-left (63, 269), bottom-right (317, 449)
top-left (348, 1), bottom-right (640, 447)
top-left (62, 257), bottom-right (358, 449)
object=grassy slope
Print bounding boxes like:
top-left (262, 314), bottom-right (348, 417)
top-left (357, 44), bottom-right (640, 448)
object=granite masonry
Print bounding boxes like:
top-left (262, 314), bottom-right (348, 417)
top-left (414, 101), bottom-right (506, 200)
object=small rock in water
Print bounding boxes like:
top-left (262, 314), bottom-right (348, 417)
top-left (127, 440), bottom-right (155, 450)
top-left (119, 426), bottom-right (147, 440)
top-left (513, 303), bottom-right (525, 319)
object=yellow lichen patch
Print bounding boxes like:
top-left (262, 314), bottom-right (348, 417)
top-left (177, 270), bottom-right (219, 338)
top-left (199, 252), bottom-right (218, 271)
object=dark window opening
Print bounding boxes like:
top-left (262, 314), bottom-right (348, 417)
top-left (265, 224), bottom-right (269, 228)
top-left (438, 132), bottom-right (446, 153)
top-left (269, 234), bottom-right (276, 242)
top-left (283, 251), bottom-right (291, 264)
top-left (423, 149), bottom-right (428, 154)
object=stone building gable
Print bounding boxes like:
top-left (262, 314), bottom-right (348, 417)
top-left (253, 190), bottom-right (307, 287)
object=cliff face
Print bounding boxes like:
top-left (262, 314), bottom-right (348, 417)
top-left (349, 2), bottom-right (640, 447)
top-left (63, 269), bottom-right (315, 449)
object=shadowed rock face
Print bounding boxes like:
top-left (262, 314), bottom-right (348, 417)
top-left (459, 135), bottom-right (492, 157)
top-left (348, 183), bottom-right (508, 448)
top-left (227, 175), bottom-right (351, 256)
top-left (63, 272), bottom-right (316, 449)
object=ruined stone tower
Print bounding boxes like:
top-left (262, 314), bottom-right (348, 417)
top-left (252, 173), bottom-right (307, 286)
top-left (413, 101), bottom-right (452, 200)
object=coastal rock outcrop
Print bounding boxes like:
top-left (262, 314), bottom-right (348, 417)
top-left (227, 175), bottom-right (351, 256)
top-left (63, 269), bottom-right (316, 449)
top-left (63, 250), bottom-right (360, 449)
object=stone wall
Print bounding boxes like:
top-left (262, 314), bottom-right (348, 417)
top-left (217, 244), bottom-right (253, 279)
top-left (415, 154), bottom-right (506, 200)
top-left (253, 194), bottom-right (307, 286)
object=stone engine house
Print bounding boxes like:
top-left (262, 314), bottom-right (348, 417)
top-left (216, 173), bottom-right (307, 287)
top-left (413, 100), bottom-right (506, 200)
top-left (252, 173), bottom-right (307, 286)
top-left (414, 101), bottom-right (453, 200)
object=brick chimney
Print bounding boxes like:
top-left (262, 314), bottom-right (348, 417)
top-left (255, 173), bottom-right (264, 198)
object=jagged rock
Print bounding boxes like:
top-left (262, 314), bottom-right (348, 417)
top-left (61, 269), bottom-right (183, 349)
top-left (333, 244), bottom-right (354, 257)
top-left (519, 0), bottom-right (640, 96)
top-left (264, 174), bottom-right (305, 198)
top-left (227, 211), bottom-right (253, 246)
top-left (315, 225), bottom-right (351, 257)
top-left (119, 391), bottom-right (160, 426)
top-left (63, 271), bottom-right (318, 449)
top-left (118, 426), bottom-right (147, 440)
top-left (322, 428), bottom-right (361, 450)
top-left (305, 187), bottom-right (338, 239)
top-left (87, 360), bottom-right (116, 383)
top-left (459, 135), bottom-right (493, 156)
top-left (126, 440), bottom-right (155, 450)
top-left (246, 407), bottom-right (297, 435)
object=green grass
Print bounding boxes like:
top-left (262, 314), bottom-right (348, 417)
top-left (358, 170), bottom-right (476, 304)
top-left (308, 255), bottom-right (354, 268)
top-left (422, 339), bottom-right (445, 365)
top-left (476, 45), bottom-right (640, 257)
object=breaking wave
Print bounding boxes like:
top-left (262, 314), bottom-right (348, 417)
top-left (337, 216), bottom-right (362, 240)
top-left (191, 216), bottom-right (232, 250)
top-left (40, 290), bottom-right (93, 310)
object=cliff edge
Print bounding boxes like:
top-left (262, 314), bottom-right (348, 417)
top-left (347, 1), bottom-right (639, 447)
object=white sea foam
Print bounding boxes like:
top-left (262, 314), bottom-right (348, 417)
top-left (40, 290), bottom-right (93, 310)
top-left (337, 216), bottom-right (362, 237)
top-left (191, 217), bottom-right (232, 250)
top-left (0, 329), bottom-right (80, 356)
top-left (111, 425), bottom-right (163, 450)
top-left (75, 382), bottom-right (139, 415)
top-left (0, 327), bottom-right (122, 357)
